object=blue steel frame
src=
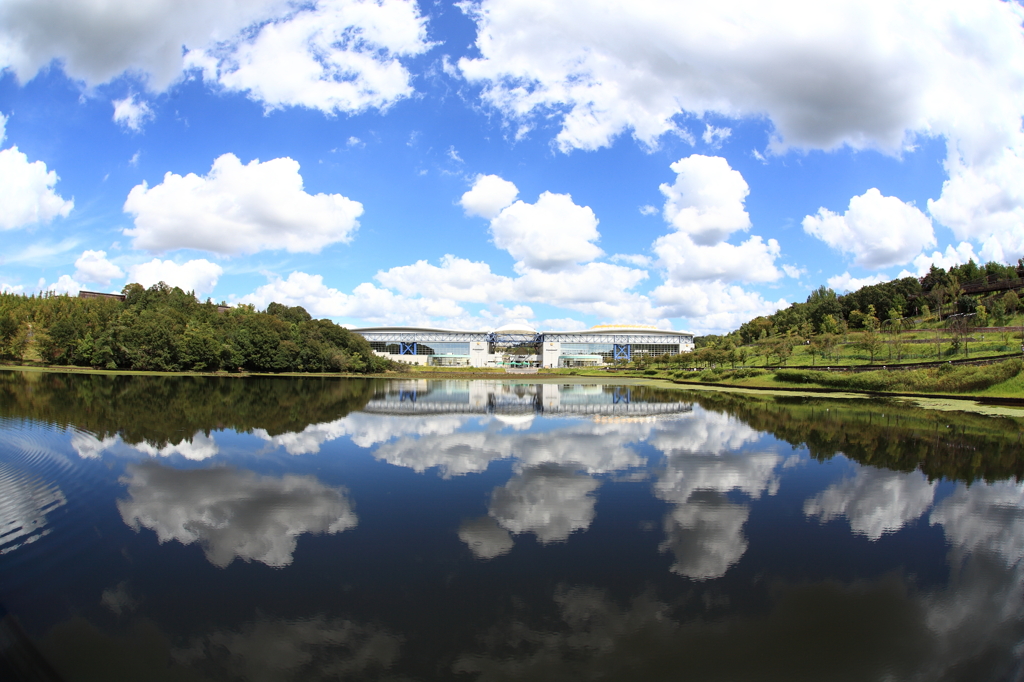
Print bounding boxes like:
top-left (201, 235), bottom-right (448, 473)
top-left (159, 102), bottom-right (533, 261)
top-left (399, 342), bottom-right (417, 355)
top-left (613, 344), bottom-right (631, 361)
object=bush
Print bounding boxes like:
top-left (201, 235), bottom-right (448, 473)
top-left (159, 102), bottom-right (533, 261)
top-left (775, 359), bottom-right (1022, 394)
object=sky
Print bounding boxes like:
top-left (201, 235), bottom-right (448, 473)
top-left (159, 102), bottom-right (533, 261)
top-left (1, 0), bottom-right (1023, 334)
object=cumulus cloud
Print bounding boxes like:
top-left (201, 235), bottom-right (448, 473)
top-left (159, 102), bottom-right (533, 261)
top-left (0, 0), bottom-right (430, 118)
top-left (514, 262), bottom-right (648, 304)
top-left (826, 271), bottom-right (890, 293)
top-left (489, 191), bottom-right (603, 271)
top-left (117, 461), bottom-right (358, 568)
top-left (659, 155), bottom-right (751, 245)
top-left (127, 259), bottom-right (222, 296)
top-left (900, 242), bottom-right (980, 280)
top-left (652, 281), bottom-right (785, 334)
top-left (0, 114), bottom-right (74, 229)
top-left (73, 250), bottom-right (125, 287)
top-left (123, 153), bottom-right (363, 255)
top-left (375, 255), bottom-right (514, 303)
top-left (805, 468), bottom-right (936, 540)
top-left (489, 465), bottom-right (600, 544)
top-left (43, 274), bottom-right (81, 296)
top-left (802, 188), bottom-right (935, 269)
top-left (0, 0), bottom-right (284, 89)
top-left (240, 271), bottom-right (466, 325)
top-left (460, 174), bottom-right (520, 219)
top-left (928, 150), bottom-right (1024, 263)
top-left (187, 0), bottom-right (431, 114)
top-left (654, 232), bottom-right (781, 284)
top-left (112, 94), bottom-right (153, 131)
top-left (457, 0), bottom-right (1024, 156)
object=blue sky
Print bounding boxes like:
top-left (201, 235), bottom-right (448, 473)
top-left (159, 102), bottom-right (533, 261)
top-left (1, 0), bottom-right (1023, 333)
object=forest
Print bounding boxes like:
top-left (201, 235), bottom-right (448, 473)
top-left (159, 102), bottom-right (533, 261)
top-left (0, 282), bottom-right (393, 373)
top-left (695, 259), bottom-right (1024, 354)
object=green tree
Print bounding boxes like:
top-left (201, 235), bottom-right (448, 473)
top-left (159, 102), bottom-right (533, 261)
top-left (855, 330), bottom-right (884, 364)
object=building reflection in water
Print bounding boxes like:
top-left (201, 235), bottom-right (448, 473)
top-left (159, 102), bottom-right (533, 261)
top-left (4, 376), bottom-right (1024, 680)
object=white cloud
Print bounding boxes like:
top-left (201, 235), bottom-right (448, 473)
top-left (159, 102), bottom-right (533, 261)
top-left (654, 232), bottom-right (782, 284)
top-left (487, 191), bottom-right (603, 271)
top-left (928, 149), bottom-right (1024, 263)
top-left (128, 258), bottom-right (222, 296)
top-left (117, 461), bottom-right (358, 568)
top-left (44, 274), bottom-right (80, 295)
top-left (652, 280), bottom-right (786, 333)
top-left (112, 94), bottom-right (153, 131)
top-left (0, 128), bottom-right (74, 229)
top-left (905, 242), bottom-right (980, 277)
top-left (0, 0), bottom-right (431, 118)
top-left (375, 255), bottom-right (514, 303)
top-left (802, 188), bottom-right (936, 269)
top-left (659, 155), bottom-right (751, 245)
top-left (514, 262), bottom-right (647, 304)
top-left (702, 124), bottom-right (731, 147)
top-left (74, 250), bottom-right (124, 287)
top-left (123, 153), bottom-right (363, 255)
top-left (826, 271), bottom-right (890, 293)
top-left (639, 204), bottom-right (658, 216)
top-left (240, 271), bottom-right (466, 325)
top-left (0, 0), bottom-right (284, 89)
top-left (458, 0), bottom-right (1024, 157)
top-left (188, 0), bottom-right (431, 114)
top-left (781, 264), bottom-right (806, 279)
top-left (804, 468), bottom-right (936, 540)
top-left (460, 174), bottom-right (520, 219)
top-left (610, 253), bottom-right (653, 267)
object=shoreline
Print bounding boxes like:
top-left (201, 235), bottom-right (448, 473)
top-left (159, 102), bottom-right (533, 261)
top-left (4, 363), bottom-right (1023, 416)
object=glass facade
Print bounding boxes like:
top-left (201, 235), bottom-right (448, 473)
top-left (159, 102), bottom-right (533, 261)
top-left (560, 342), bottom-right (680, 362)
top-left (369, 342), bottom-right (471, 356)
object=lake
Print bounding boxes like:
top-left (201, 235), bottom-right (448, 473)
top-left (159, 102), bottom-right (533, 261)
top-left (1, 370), bottom-right (1023, 681)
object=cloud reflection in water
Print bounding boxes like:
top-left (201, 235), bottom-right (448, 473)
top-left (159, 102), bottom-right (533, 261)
top-left (117, 461), bottom-right (357, 567)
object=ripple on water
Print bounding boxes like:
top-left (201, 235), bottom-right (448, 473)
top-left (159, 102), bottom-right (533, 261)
top-left (0, 420), bottom-right (102, 557)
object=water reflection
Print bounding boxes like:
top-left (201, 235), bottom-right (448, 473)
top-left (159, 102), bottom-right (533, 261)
top-left (118, 461), bottom-right (358, 568)
top-left (0, 462), bottom-right (66, 555)
top-left (805, 468), bottom-right (936, 540)
top-left (2, 372), bottom-right (1024, 680)
top-left (489, 464), bottom-right (601, 544)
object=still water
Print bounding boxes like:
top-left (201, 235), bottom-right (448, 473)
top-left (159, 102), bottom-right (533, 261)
top-left (1, 371), bottom-right (1024, 681)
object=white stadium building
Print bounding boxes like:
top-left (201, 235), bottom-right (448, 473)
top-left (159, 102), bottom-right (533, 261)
top-left (352, 323), bottom-right (695, 368)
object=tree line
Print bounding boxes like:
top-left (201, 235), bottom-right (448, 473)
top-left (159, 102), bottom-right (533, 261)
top-left (693, 258), bottom-right (1024, 363)
top-left (0, 282), bottom-right (394, 373)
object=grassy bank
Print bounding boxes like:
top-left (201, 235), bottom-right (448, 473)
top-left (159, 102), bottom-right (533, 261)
top-left (666, 358), bottom-right (1024, 399)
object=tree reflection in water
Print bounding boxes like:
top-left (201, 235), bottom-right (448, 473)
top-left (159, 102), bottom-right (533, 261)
top-left (1, 372), bottom-right (1023, 680)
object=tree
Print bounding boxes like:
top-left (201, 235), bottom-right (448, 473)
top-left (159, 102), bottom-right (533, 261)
top-left (810, 334), bottom-right (837, 365)
top-left (805, 286), bottom-right (842, 332)
top-left (854, 329), bottom-right (884, 364)
top-left (1004, 290), bottom-right (1020, 316)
